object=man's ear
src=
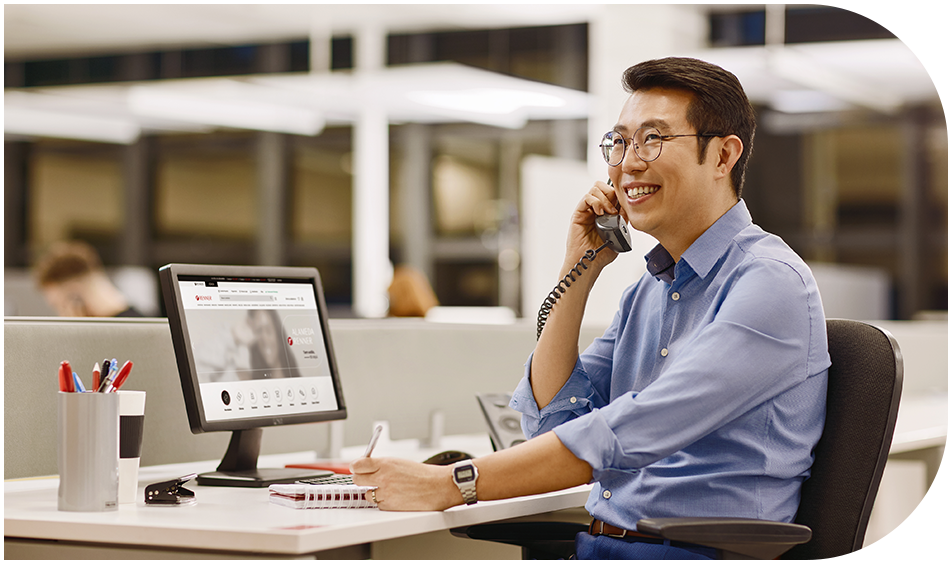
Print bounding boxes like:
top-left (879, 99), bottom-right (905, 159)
top-left (714, 135), bottom-right (743, 180)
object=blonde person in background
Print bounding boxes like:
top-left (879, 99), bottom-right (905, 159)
top-left (34, 240), bottom-right (144, 318)
top-left (387, 265), bottom-right (439, 317)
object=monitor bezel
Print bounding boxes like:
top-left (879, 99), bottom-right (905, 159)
top-left (159, 263), bottom-right (347, 434)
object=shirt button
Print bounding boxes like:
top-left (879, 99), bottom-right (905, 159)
top-left (603, 490), bottom-right (612, 499)
top-left (660, 348), bottom-right (669, 357)
top-left (570, 397), bottom-right (577, 404)
top-left (671, 292), bottom-right (680, 301)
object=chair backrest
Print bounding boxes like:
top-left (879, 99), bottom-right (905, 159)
top-left (785, 319), bottom-right (903, 559)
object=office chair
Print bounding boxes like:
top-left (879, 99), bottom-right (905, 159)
top-left (452, 319), bottom-right (904, 559)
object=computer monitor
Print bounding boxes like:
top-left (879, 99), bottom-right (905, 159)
top-left (159, 263), bottom-right (346, 487)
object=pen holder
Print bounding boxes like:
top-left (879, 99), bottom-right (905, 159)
top-left (118, 390), bottom-right (146, 504)
top-left (57, 391), bottom-right (119, 512)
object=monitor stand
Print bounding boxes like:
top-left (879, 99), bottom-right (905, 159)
top-left (196, 428), bottom-right (334, 488)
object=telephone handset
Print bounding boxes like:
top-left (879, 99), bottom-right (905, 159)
top-left (536, 180), bottom-right (634, 339)
top-left (595, 179), bottom-right (633, 253)
top-left (594, 214), bottom-right (633, 253)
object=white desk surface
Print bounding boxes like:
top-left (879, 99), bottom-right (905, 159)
top-left (890, 393), bottom-right (948, 454)
top-left (4, 434), bottom-right (592, 557)
top-left (7, 394), bottom-right (945, 557)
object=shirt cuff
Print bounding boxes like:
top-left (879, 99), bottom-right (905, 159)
top-left (554, 408), bottom-right (632, 478)
top-left (510, 354), bottom-right (597, 438)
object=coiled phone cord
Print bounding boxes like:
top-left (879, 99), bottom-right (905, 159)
top-left (536, 241), bottom-right (611, 340)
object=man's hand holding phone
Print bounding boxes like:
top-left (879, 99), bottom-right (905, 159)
top-left (564, 180), bottom-right (627, 271)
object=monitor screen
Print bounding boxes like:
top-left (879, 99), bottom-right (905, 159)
top-left (159, 264), bottom-right (346, 487)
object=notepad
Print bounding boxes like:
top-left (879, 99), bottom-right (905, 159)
top-left (269, 483), bottom-right (378, 509)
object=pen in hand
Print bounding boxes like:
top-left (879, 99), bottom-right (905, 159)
top-left (363, 424), bottom-right (384, 458)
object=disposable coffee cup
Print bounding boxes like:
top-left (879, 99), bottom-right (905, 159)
top-left (118, 390), bottom-right (146, 504)
top-left (57, 391), bottom-right (119, 511)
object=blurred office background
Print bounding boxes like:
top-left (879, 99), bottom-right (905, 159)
top-left (4, 5), bottom-right (947, 550)
top-left (4, 4), bottom-right (946, 323)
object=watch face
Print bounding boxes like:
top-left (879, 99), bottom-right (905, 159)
top-left (454, 466), bottom-right (475, 482)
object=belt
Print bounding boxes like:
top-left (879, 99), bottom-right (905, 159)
top-left (589, 518), bottom-right (659, 540)
top-left (588, 518), bottom-right (718, 557)
top-left (588, 518), bottom-right (714, 553)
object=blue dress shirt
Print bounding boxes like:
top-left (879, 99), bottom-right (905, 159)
top-left (511, 200), bottom-right (830, 530)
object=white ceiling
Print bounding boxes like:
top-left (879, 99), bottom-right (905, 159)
top-left (4, 4), bottom-right (943, 144)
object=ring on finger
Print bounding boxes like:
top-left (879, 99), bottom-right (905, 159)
top-left (371, 489), bottom-right (378, 504)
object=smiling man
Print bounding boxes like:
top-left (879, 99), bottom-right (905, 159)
top-left (352, 58), bottom-right (830, 560)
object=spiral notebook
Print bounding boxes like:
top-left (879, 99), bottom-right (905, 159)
top-left (269, 483), bottom-right (378, 509)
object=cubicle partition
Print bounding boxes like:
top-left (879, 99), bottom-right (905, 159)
top-left (3, 316), bottom-right (605, 479)
top-left (4, 315), bottom-right (945, 553)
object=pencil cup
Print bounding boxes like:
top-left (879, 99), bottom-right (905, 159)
top-left (118, 390), bottom-right (146, 504)
top-left (57, 391), bottom-right (119, 512)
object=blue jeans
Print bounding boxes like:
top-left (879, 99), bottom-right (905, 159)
top-left (575, 532), bottom-right (716, 560)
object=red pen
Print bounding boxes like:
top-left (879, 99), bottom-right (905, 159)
top-left (109, 360), bottom-right (134, 392)
top-left (93, 362), bottom-right (101, 390)
top-left (60, 361), bottom-right (75, 393)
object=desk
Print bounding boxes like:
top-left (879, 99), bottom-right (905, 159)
top-left (5, 442), bottom-right (592, 559)
top-left (888, 393), bottom-right (947, 487)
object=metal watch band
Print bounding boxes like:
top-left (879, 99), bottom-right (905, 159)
top-left (452, 461), bottom-right (479, 505)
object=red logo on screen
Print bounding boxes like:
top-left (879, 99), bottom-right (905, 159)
top-left (288, 337), bottom-right (293, 346)
top-left (195, 295), bottom-right (212, 301)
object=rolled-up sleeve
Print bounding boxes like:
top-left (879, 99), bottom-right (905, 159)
top-left (510, 289), bottom-right (626, 440)
top-left (511, 355), bottom-right (600, 438)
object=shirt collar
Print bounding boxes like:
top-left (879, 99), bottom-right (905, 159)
top-left (644, 199), bottom-right (752, 283)
top-left (681, 199), bottom-right (752, 279)
top-left (645, 244), bottom-right (676, 284)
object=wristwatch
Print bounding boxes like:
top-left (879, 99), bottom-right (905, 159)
top-left (451, 460), bottom-right (479, 505)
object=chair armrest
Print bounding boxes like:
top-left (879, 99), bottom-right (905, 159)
top-left (636, 517), bottom-right (812, 560)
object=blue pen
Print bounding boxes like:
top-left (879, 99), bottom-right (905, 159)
top-left (72, 372), bottom-right (86, 393)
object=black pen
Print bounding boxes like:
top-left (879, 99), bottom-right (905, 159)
top-left (100, 359), bottom-right (111, 390)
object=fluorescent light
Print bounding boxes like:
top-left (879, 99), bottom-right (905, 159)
top-left (127, 86), bottom-right (324, 136)
top-left (3, 106), bottom-right (140, 144)
top-left (770, 90), bottom-right (853, 114)
top-left (768, 48), bottom-right (902, 113)
top-left (407, 88), bottom-right (566, 115)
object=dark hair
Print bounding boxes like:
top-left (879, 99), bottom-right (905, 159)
top-left (622, 57), bottom-right (756, 197)
top-left (34, 240), bottom-right (104, 286)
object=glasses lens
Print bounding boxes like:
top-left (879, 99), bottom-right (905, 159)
top-left (634, 127), bottom-right (662, 162)
top-left (600, 131), bottom-right (625, 166)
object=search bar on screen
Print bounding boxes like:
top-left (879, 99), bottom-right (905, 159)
top-left (218, 295), bottom-right (277, 302)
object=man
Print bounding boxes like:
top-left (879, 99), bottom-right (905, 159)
top-left (352, 57), bottom-right (830, 560)
top-left (35, 240), bottom-right (144, 317)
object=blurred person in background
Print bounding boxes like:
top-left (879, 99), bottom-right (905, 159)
top-left (387, 265), bottom-right (439, 317)
top-left (34, 240), bottom-right (144, 318)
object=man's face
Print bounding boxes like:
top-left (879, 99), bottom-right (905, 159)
top-left (607, 88), bottom-right (723, 246)
top-left (42, 280), bottom-right (87, 317)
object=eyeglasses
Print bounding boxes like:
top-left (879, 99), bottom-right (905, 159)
top-left (599, 127), bottom-right (723, 166)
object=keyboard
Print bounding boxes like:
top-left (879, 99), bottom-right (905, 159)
top-left (295, 473), bottom-right (355, 486)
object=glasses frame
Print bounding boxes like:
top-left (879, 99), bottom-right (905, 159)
top-left (599, 127), bottom-right (724, 166)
